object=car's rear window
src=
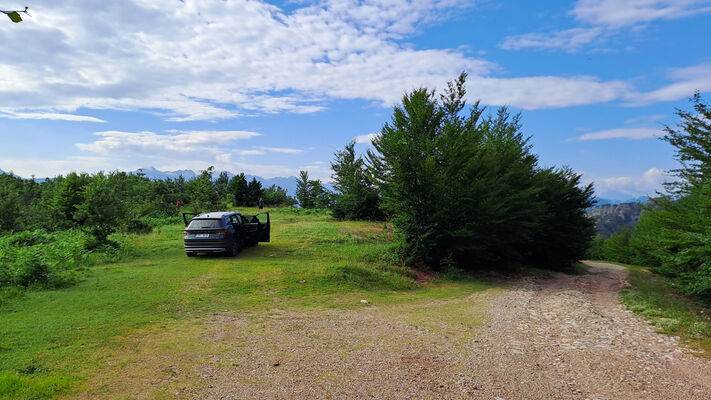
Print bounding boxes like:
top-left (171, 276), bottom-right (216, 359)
top-left (187, 219), bottom-right (223, 229)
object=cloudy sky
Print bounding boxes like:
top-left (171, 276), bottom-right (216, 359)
top-left (0, 0), bottom-right (709, 199)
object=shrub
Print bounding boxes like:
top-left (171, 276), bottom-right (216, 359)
top-left (0, 230), bottom-right (90, 288)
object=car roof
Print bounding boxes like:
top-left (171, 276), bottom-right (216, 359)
top-left (195, 211), bottom-right (241, 219)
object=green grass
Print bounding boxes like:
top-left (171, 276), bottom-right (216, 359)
top-left (0, 207), bottom-right (495, 399)
top-left (618, 263), bottom-right (711, 356)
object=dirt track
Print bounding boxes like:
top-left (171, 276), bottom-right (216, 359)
top-left (185, 261), bottom-right (711, 399)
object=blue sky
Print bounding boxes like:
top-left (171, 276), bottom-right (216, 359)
top-left (0, 0), bottom-right (709, 199)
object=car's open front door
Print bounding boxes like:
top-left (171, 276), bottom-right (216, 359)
top-left (256, 212), bottom-right (270, 242)
top-left (182, 213), bottom-right (197, 226)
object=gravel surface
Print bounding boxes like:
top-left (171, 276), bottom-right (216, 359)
top-left (188, 261), bottom-right (711, 400)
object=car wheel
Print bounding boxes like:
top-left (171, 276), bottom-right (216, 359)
top-left (227, 240), bottom-right (239, 256)
top-left (186, 252), bottom-right (196, 257)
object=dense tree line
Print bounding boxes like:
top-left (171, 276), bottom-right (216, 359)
top-left (0, 167), bottom-right (295, 244)
top-left (357, 73), bottom-right (595, 271)
top-left (587, 94), bottom-right (711, 299)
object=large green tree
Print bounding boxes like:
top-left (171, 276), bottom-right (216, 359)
top-left (331, 141), bottom-right (384, 220)
top-left (627, 94), bottom-right (711, 297)
top-left (226, 173), bottom-right (249, 206)
top-left (368, 72), bottom-right (594, 270)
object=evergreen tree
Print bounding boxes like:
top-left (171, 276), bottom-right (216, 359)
top-left (296, 170), bottom-right (332, 209)
top-left (215, 171), bottom-right (230, 203)
top-left (331, 141), bottom-right (384, 220)
top-left (603, 94), bottom-right (711, 298)
top-left (226, 173), bottom-right (249, 206)
top-left (246, 178), bottom-right (263, 206)
top-left (368, 72), bottom-right (594, 270)
top-left (661, 92), bottom-right (711, 194)
top-left (51, 172), bottom-right (91, 229)
top-left (296, 170), bottom-right (314, 208)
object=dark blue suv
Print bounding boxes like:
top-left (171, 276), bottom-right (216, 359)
top-left (182, 211), bottom-right (270, 257)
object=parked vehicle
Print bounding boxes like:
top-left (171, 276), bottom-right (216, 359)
top-left (182, 211), bottom-right (270, 257)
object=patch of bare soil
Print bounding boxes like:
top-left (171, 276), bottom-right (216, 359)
top-left (188, 262), bottom-right (710, 400)
top-left (86, 262), bottom-right (711, 399)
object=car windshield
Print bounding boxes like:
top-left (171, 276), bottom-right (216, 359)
top-left (187, 219), bottom-right (223, 229)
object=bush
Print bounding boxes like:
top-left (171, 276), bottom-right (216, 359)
top-left (0, 230), bottom-right (90, 288)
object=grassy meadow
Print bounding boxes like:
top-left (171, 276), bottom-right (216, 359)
top-left (0, 208), bottom-right (496, 399)
top-left (619, 263), bottom-right (711, 356)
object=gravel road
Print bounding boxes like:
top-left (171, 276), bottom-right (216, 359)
top-left (188, 261), bottom-right (711, 400)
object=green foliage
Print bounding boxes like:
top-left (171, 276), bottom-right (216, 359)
top-left (184, 167), bottom-right (220, 212)
top-left (214, 171), bottom-right (230, 203)
top-left (527, 167), bottom-right (596, 270)
top-left (262, 185), bottom-right (297, 207)
top-left (368, 72), bottom-right (594, 270)
top-left (74, 173), bottom-right (123, 246)
top-left (0, 230), bottom-right (90, 289)
top-left (51, 172), bottom-right (91, 229)
top-left (331, 141), bottom-right (385, 221)
top-left (226, 173), bottom-right (250, 206)
top-left (601, 227), bottom-right (635, 264)
top-left (246, 178), bottom-right (263, 206)
top-left (295, 170), bottom-right (333, 209)
top-left (590, 94), bottom-right (711, 300)
top-left (584, 235), bottom-right (605, 259)
top-left (662, 92), bottom-right (711, 194)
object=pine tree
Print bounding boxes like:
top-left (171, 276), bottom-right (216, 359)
top-left (331, 141), bottom-right (383, 220)
top-left (296, 170), bottom-right (314, 208)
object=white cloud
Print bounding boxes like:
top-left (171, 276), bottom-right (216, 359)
top-left (70, 128), bottom-right (315, 180)
top-left (469, 76), bottom-right (629, 110)
top-left (0, 156), bottom-right (115, 178)
top-left (572, 0), bottom-right (711, 27)
top-left (0, 111), bottom-right (106, 122)
top-left (573, 127), bottom-right (661, 141)
top-left (0, 0), bottom-right (488, 120)
top-left (259, 147), bottom-right (304, 154)
top-left (629, 62), bottom-right (711, 105)
top-left (502, 0), bottom-right (711, 52)
top-left (624, 114), bottom-right (666, 124)
top-left (0, 0), bottom-right (642, 120)
top-left (233, 149), bottom-right (266, 156)
top-left (592, 167), bottom-right (666, 197)
top-left (501, 27), bottom-right (605, 52)
top-left (354, 133), bottom-right (379, 144)
top-left (76, 130), bottom-right (261, 155)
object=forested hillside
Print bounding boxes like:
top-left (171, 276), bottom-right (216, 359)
top-left (586, 202), bottom-right (644, 237)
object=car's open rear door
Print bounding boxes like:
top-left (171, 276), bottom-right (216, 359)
top-left (256, 212), bottom-right (270, 242)
top-left (182, 213), bottom-right (197, 226)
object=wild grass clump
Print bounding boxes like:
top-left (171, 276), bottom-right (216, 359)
top-left (620, 264), bottom-right (711, 354)
top-left (325, 264), bottom-right (418, 290)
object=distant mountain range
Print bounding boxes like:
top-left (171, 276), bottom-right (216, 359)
top-left (133, 167), bottom-right (301, 196)
top-left (586, 202), bottom-right (645, 238)
top-left (593, 196), bottom-right (649, 206)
